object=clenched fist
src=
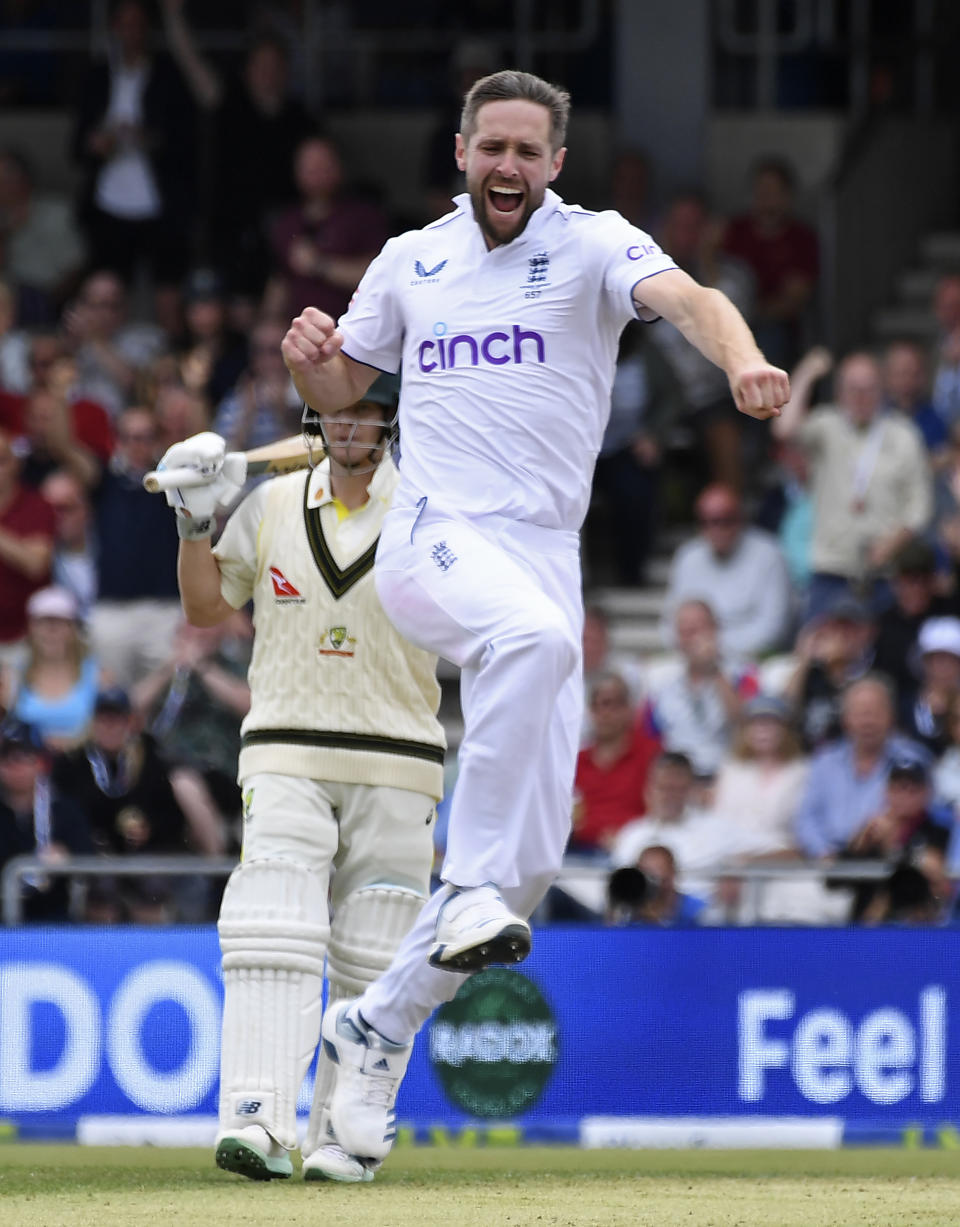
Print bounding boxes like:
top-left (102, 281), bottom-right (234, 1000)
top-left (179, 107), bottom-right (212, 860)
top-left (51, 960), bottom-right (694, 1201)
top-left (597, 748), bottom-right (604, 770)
top-left (729, 363), bottom-right (790, 421)
top-left (282, 307), bottom-right (344, 373)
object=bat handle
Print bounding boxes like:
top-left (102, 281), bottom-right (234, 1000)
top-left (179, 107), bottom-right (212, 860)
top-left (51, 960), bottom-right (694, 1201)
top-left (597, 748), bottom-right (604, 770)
top-left (142, 466), bottom-right (214, 494)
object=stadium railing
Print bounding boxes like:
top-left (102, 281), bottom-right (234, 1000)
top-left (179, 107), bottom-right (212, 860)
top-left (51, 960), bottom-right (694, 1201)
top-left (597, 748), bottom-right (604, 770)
top-left (1, 852), bottom-right (901, 926)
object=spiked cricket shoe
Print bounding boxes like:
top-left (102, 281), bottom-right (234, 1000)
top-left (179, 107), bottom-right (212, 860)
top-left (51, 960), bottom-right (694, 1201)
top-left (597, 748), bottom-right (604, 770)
top-left (428, 884), bottom-right (531, 972)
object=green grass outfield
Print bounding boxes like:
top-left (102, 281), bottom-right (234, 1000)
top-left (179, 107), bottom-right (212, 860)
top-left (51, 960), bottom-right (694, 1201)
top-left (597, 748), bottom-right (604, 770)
top-left (2, 1145), bottom-right (960, 1227)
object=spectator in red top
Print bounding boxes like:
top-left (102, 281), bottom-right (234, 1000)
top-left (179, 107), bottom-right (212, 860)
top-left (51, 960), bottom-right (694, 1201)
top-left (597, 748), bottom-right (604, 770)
top-left (571, 672), bottom-right (661, 856)
top-left (0, 332), bottom-right (114, 481)
top-left (722, 156), bottom-right (819, 369)
top-left (0, 427), bottom-right (54, 665)
top-left (266, 135), bottom-right (389, 321)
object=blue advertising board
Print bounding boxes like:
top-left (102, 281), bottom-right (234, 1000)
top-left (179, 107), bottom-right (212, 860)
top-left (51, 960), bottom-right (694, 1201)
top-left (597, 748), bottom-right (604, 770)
top-left (0, 925), bottom-right (957, 1141)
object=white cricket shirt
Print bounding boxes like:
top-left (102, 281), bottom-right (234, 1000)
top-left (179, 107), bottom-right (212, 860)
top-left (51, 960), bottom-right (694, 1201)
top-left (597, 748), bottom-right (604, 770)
top-left (337, 189), bottom-right (676, 532)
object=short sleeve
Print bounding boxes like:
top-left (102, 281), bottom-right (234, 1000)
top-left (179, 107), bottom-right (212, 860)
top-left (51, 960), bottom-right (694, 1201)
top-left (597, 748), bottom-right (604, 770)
top-left (336, 237), bottom-right (405, 375)
top-left (592, 212), bottom-right (677, 325)
top-left (213, 482), bottom-right (269, 609)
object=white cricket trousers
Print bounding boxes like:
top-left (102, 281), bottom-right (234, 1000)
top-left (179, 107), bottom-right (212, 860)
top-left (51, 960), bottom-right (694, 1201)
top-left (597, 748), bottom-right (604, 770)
top-left (360, 499), bottom-right (584, 1043)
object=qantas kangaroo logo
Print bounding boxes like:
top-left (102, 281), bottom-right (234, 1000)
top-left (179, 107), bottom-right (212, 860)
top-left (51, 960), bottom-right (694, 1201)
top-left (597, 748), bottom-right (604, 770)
top-left (270, 567), bottom-right (304, 602)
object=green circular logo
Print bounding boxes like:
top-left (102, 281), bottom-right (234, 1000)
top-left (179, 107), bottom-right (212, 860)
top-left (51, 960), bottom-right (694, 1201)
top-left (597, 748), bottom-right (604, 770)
top-left (428, 968), bottom-right (559, 1117)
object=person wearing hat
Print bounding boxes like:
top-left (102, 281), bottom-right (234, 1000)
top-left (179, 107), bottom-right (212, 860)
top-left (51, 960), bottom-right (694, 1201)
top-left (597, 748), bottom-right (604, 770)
top-left (0, 716), bottom-right (95, 921)
top-left (156, 374), bottom-right (444, 1184)
top-left (844, 755), bottom-right (952, 923)
top-left (873, 537), bottom-right (957, 703)
top-left (899, 616), bottom-right (960, 755)
top-left (175, 267), bottom-right (248, 408)
top-left (785, 591), bottom-right (877, 749)
top-left (2, 585), bottom-right (104, 750)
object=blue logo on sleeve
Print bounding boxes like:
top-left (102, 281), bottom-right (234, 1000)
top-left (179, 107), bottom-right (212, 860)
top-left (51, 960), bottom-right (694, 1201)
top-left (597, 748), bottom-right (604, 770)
top-left (414, 259), bottom-right (448, 279)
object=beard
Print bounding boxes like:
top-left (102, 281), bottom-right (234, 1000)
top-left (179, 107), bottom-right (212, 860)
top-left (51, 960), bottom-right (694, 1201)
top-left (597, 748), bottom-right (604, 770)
top-left (468, 173), bottom-right (545, 247)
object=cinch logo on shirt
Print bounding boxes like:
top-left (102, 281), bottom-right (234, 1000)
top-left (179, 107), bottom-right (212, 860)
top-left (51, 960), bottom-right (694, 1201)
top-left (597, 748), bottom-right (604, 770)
top-left (417, 324), bottom-right (546, 373)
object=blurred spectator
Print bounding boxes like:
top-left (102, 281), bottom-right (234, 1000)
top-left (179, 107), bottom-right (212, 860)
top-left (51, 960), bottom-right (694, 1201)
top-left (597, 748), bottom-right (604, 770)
top-left (843, 757), bottom-right (951, 924)
top-left (900, 617), bottom-right (960, 755)
top-left (931, 273), bottom-right (960, 427)
top-left (51, 686), bottom-right (194, 922)
top-left (649, 191), bottom-right (755, 490)
top-left (722, 156), bottom-right (819, 368)
top-left (712, 695), bottom-right (808, 854)
top-left (39, 470), bottom-right (98, 617)
top-left (581, 603), bottom-right (645, 746)
top-left (66, 270), bottom-right (166, 419)
top-left (0, 716), bottom-right (95, 923)
top-left (0, 427), bottom-right (54, 667)
top-left (2, 586), bottom-right (103, 750)
top-left (933, 692), bottom-right (960, 812)
top-left (612, 751), bottom-right (774, 905)
top-left (785, 594), bottom-right (876, 748)
top-left (154, 381), bottom-right (210, 455)
top-left (0, 147), bottom-right (86, 325)
top-left (212, 316), bottom-right (301, 454)
top-left (873, 537), bottom-right (956, 703)
top-left (570, 673), bottom-right (661, 856)
top-left (266, 135), bottom-right (389, 321)
top-left (12, 386), bottom-right (102, 492)
top-left (794, 675), bottom-right (928, 860)
top-left (605, 847), bottom-right (706, 927)
top-left (607, 148), bottom-right (654, 231)
top-left (132, 614), bottom-right (253, 853)
top-left (174, 268), bottom-right (248, 408)
top-left (0, 278), bottom-right (30, 393)
top-left (661, 483), bottom-right (792, 658)
top-left (588, 322), bottom-right (681, 586)
top-left (88, 406), bottom-right (181, 688)
top-left (0, 331), bottom-right (115, 481)
top-left (754, 437), bottom-right (814, 594)
top-left (162, 2), bottom-right (317, 299)
top-left (72, 0), bottom-right (195, 330)
top-left (776, 348), bottom-right (933, 618)
top-left (421, 37), bottom-right (500, 221)
top-left (883, 339), bottom-right (948, 455)
top-left (645, 599), bottom-right (757, 776)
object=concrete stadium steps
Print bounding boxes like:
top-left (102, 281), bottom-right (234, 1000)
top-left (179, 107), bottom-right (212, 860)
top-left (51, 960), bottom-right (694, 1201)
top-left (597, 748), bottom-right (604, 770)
top-left (872, 230), bottom-right (960, 343)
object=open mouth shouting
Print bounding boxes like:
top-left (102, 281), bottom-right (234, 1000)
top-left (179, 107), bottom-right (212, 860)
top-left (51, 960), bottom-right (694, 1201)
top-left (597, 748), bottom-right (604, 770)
top-left (488, 183), bottom-right (524, 215)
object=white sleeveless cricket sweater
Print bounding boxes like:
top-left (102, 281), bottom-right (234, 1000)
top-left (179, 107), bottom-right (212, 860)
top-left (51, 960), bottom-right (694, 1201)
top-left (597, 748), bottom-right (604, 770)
top-left (213, 458), bottom-right (445, 798)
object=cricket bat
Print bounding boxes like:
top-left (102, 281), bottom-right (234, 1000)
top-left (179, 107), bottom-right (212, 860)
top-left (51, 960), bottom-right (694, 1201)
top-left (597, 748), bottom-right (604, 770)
top-left (142, 434), bottom-right (317, 494)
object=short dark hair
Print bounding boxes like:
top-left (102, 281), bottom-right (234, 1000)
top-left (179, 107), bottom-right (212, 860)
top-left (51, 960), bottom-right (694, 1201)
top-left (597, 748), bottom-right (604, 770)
top-left (460, 70), bottom-right (570, 152)
top-left (751, 154), bottom-right (796, 191)
top-left (654, 751), bottom-right (694, 776)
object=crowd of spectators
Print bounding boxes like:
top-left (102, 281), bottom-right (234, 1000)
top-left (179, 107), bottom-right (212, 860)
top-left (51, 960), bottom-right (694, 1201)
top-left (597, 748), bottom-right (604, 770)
top-left (1, 3), bottom-right (959, 932)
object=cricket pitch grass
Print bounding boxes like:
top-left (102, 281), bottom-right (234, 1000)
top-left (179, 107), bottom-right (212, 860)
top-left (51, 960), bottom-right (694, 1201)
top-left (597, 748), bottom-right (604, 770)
top-left (2, 1144), bottom-right (960, 1227)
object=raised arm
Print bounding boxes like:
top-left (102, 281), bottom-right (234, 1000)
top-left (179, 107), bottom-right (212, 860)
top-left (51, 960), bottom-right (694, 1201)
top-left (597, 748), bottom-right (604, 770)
top-left (281, 307), bottom-right (380, 412)
top-left (772, 346), bottom-right (834, 440)
top-left (634, 268), bottom-right (789, 420)
top-left (160, 0), bottom-right (223, 110)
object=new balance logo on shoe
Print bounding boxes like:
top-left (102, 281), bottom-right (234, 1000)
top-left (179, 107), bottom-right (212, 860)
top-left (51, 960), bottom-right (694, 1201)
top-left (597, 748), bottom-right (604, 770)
top-left (237, 1100), bottom-right (262, 1115)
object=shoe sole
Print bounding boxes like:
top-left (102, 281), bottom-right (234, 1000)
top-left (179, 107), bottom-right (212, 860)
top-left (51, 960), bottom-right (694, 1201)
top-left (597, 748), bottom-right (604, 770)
top-left (215, 1137), bottom-right (292, 1181)
top-left (428, 923), bottom-right (532, 972)
top-left (304, 1164), bottom-right (374, 1184)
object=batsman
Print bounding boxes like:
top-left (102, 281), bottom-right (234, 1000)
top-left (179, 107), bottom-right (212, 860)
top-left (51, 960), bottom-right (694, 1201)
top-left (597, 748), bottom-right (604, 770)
top-left (157, 373), bottom-right (445, 1184)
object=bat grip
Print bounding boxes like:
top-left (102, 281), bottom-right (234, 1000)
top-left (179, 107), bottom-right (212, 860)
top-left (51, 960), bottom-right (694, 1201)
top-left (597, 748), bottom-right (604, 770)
top-left (142, 466), bottom-right (214, 494)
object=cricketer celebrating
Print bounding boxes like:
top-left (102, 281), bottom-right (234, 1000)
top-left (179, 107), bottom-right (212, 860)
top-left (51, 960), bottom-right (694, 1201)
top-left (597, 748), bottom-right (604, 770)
top-left (158, 373), bottom-right (444, 1184)
top-left (280, 68), bottom-right (789, 1173)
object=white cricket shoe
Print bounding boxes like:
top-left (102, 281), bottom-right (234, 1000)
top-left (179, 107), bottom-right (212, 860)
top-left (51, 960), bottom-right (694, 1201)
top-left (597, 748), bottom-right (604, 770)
top-left (215, 1123), bottom-right (293, 1180)
top-left (428, 884), bottom-right (531, 972)
top-left (321, 1000), bottom-right (412, 1162)
top-left (302, 1142), bottom-right (375, 1184)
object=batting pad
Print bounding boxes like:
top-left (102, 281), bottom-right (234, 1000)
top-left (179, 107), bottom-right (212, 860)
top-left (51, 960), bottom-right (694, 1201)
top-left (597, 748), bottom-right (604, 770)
top-left (303, 885), bottom-right (425, 1157)
top-left (218, 859), bottom-right (329, 1150)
